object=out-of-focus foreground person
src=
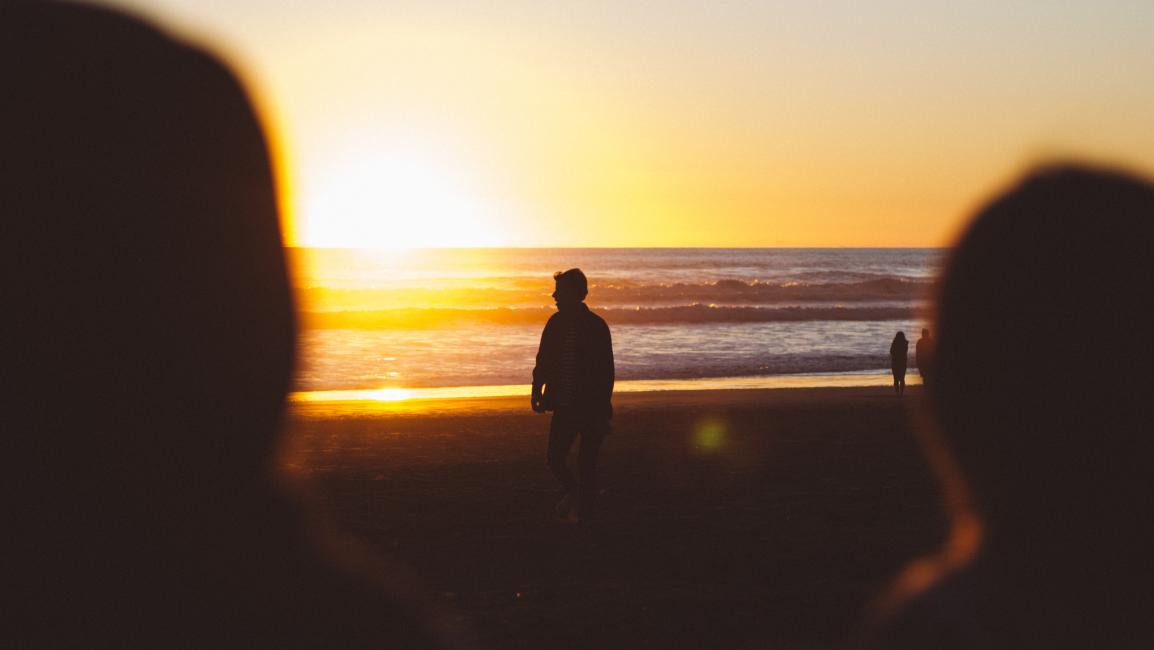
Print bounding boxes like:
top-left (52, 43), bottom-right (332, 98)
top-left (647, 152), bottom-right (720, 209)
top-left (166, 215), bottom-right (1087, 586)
top-left (1, 3), bottom-right (458, 647)
top-left (869, 165), bottom-right (1154, 648)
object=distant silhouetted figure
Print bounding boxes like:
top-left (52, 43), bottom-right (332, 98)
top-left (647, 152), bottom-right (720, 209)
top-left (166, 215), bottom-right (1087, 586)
top-left (868, 165), bottom-right (1154, 648)
top-left (889, 332), bottom-right (909, 396)
top-left (532, 269), bottom-right (615, 523)
top-left (915, 329), bottom-right (933, 386)
top-left (2, 3), bottom-right (456, 647)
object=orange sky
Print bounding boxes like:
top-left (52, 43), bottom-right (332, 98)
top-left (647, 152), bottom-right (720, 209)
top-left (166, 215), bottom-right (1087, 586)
top-left (110, 1), bottom-right (1154, 247)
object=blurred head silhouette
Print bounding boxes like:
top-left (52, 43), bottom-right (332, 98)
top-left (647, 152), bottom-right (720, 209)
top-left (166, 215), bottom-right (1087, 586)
top-left (873, 164), bottom-right (1154, 646)
top-left (931, 165), bottom-right (1153, 542)
top-left (2, 2), bottom-right (449, 647)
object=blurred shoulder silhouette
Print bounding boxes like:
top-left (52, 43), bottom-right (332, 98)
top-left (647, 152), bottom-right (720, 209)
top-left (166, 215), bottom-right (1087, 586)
top-left (1, 2), bottom-right (456, 647)
top-left (868, 164), bottom-right (1154, 648)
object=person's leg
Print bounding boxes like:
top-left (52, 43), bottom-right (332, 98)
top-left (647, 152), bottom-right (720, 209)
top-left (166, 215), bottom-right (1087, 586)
top-left (547, 412), bottom-right (579, 510)
top-left (575, 425), bottom-right (607, 522)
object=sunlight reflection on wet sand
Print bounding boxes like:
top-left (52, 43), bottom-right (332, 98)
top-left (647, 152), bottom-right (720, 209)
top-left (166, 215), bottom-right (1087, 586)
top-left (290, 372), bottom-right (922, 410)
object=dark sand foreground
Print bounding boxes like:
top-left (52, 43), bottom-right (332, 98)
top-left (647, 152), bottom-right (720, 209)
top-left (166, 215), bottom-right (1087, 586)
top-left (281, 387), bottom-right (947, 649)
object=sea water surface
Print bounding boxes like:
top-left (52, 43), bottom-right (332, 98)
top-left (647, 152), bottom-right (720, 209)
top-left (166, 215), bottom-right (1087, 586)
top-left (289, 248), bottom-right (942, 400)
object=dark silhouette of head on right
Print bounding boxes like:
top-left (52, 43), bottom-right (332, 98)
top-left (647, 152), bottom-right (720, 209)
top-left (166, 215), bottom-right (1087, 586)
top-left (869, 165), bottom-right (1154, 648)
top-left (1, 2), bottom-right (457, 647)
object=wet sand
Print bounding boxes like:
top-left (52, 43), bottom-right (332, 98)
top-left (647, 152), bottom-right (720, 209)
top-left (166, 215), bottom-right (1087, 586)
top-left (281, 386), bottom-right (947, 649)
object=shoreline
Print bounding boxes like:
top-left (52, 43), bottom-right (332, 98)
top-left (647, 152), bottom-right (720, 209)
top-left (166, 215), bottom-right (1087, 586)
top-left (287, 379), bottom-right (925, 418)
top-left (290, 370), bottom-right (924, 410)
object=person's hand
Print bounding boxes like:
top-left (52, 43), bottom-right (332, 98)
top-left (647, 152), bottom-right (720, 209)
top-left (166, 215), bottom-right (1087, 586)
top-left (531, 394), bottom-right (546, 413)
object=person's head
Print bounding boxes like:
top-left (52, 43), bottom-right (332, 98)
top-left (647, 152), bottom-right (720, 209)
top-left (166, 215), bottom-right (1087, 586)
top-left (552, 268), bottom-right (588, 310)
top-left (894, 331), bottom-right (906, 342)
top-left (929, 164), bottom-right (1154, 543)
top-left (1, 5), bottom-right (459, 647)
top-left (3, 0), bottom-right (295, 606)
top-left (4, 0), bottom-right (293, 496)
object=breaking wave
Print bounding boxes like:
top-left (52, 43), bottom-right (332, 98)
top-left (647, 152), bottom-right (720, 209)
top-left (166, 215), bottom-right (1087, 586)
top-left (300, 304), bottom-right (918, 329)
top-left (297, 277), bottom-right (933, 312)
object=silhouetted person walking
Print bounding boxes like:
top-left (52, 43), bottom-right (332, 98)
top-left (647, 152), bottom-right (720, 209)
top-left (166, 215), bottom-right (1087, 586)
top-left (915, 329), bottom-right (932, 386)
top-left (867, 165), bottom-right (1154, 648)
top-left (2, 3), bottom-right (459, 647)
top-left (532, 269), bottom-right (615, 523)
top-left (889, 332), bottom-right (909, 396)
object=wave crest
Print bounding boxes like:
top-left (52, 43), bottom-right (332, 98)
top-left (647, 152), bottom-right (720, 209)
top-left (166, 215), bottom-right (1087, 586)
top-left (300, 304), bottom-right (917, 329)
top-left (297, 276), bottom-right (933, 311)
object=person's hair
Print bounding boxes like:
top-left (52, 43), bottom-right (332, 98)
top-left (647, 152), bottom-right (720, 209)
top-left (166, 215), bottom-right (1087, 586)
top-left (4, 0), bottom-right (293, 503)
top-left (930, 163), bottom-right (1154, 524)
top-left (2, 5), bottom-right (451, 647)
top-left (894, 331), bottom-right (906, 341)
top-left (553, 268), bottom-right (588, 300)
top-left (867, 164), bottom-right (1154, 646)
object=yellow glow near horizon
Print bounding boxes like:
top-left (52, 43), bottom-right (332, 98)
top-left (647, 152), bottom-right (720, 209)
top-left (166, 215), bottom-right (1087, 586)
top-left (108, 0), bottom-right (1154, 248)
top-left (297, 143), bottom-right (507, 248)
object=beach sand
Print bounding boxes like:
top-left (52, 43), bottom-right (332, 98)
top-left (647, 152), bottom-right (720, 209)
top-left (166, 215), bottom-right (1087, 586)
top-left (281, 386), bottom-right (947, 649)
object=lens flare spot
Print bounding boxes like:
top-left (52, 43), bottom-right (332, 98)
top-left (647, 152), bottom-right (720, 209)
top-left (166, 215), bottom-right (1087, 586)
top-left (694, 418), bottom-right (727, 451)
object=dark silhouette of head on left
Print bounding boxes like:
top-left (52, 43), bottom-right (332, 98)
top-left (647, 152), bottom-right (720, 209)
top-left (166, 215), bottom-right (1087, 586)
top-left (1, 3), bottom-right (457, 647)
top-left (868, 165), bottom-right (1154, 648)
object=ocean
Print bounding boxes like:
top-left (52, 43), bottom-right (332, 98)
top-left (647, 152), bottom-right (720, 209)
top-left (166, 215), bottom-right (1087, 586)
top-left (288, 248), bottom-right (942, 399)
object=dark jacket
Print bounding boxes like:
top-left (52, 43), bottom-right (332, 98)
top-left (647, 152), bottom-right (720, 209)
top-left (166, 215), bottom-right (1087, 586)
top-left (532, 303), bottom-right (614, 418)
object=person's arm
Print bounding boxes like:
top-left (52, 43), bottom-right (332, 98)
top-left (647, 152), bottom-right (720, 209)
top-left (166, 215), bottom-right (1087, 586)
top-left (531, 319), bottom-right (552, 413)
top-left (600, 320), bottom-right (615, 417)
top-left (605, 324), bottom-right (615, 398)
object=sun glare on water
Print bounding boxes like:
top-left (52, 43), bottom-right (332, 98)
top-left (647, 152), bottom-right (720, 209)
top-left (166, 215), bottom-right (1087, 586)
top-left (367, 388), bottom-right (414, 402)
top-left (298, 144), bottom-right (506, 249)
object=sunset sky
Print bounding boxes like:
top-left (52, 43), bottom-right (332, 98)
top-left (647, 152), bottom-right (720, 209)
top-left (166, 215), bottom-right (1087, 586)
top-left (107, 0), bottom-right (1154, 248)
